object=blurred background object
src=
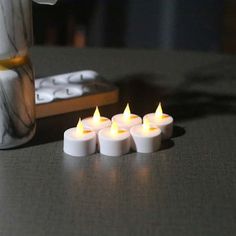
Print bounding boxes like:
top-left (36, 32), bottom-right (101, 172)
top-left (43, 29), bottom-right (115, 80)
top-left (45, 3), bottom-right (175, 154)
top-left (33, 0), bottom-right (236, 52)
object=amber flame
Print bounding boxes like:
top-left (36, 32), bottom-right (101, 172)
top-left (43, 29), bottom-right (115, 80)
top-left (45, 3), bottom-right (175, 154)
top-left (155, 102), bottom-right (163, 120)
top-left (76, 118), bottom-right (84, 137)
top-left (142, 118), bottom-right (150, 133)
top-left (93, 106), bottom-right (101, 124)
top-left (110, 121), bottom-right (119, 136)
top-left (123, 103), bottom-right (131, 121)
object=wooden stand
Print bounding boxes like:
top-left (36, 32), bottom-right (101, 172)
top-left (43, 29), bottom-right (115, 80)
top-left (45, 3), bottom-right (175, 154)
top-left (36, 87), bottom-right (118, 118)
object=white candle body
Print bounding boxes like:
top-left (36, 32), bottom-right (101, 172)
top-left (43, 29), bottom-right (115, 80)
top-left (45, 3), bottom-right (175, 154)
top-left (130, 125), bottom-right (161, 153)
top-left (112, 114), bottom-right (142, 130)
top-left (82, 117), bottom-right (111, 133)
top-left (143, 113), bottom-right (173, 140)
top-left (64, 128), bottom-right (96, 157)
top-left (98, 128), bottom-right (130, 156)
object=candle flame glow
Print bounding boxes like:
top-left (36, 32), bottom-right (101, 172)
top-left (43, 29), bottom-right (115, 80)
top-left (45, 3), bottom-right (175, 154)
top-left (110, 121), bottom-right (119, 136)
top-left (123, 103), bottom-right (131, 121)
top-left (142, 118), bottom-right (150, 133)
top-left (76, 118), bottom-right (84, 137)
top-left (155, 102), bottom-right (163, 120)
top-left (93, 106), bottom-right (101, 124)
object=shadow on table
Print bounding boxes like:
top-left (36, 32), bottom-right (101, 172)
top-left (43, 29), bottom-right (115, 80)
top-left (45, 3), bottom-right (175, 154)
top-left (114, 67), bottom-right (236, 122)
top-left (172, 125), bottom-right (186, 138)
top-left (23, 58), bottom-right (236, 148)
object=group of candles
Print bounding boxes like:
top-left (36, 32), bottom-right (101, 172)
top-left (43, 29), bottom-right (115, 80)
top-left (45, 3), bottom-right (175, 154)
top-left (64, 103), bottom-right (173, 157)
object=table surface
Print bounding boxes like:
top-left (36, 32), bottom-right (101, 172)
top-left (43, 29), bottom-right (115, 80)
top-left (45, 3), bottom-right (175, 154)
top-left (0, 47), bottom-right (235, 236)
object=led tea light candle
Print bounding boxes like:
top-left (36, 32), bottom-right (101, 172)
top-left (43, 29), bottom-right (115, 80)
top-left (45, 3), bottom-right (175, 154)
top-left (130, 118), bottom-right (161, 153)
top-left (112, 104), bottom-right (142, 130)
top-left (35, 91), bottom-right (54, 104)
top-left (82, 107), bottom-right (111, 133)
top-left (144, 103), bottom-right (173, 140)
top-left (39, 78), bottom-right (57, 87)
top-left (98, 121), bottom-right (130, 156)
top-left (35, 87), bottom-right (55, 103)
top-left (64, 118), bottom-right (96, 157)
top-left (68, 70), bottom-right (98, 83)
top-left (54, 86), bottom-right (83, 99)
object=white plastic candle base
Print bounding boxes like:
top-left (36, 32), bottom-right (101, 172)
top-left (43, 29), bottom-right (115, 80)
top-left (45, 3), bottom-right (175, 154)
top-left (130, 125), bottom-right (161, 153)
top-left (64, 128), bottom-right (96, 157)
top-left (143, 113), bottom-right (173, 140)
top-left (157, 122), bottom-right (173, 140)
top-left (112, 114), bottom-right (142, 130)
top-left (98, 128), bottom-right (131, 156)
top-left (82, 117), bottom-right (111, 133)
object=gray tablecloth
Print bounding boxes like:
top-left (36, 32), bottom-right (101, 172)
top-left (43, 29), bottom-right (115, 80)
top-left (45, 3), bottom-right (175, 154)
top-left (0, 47), bottom-right (235, 236)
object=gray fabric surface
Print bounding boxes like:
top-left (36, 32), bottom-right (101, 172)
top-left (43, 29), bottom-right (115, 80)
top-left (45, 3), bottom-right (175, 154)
top-left (0, 47), bottom-right (235, 236)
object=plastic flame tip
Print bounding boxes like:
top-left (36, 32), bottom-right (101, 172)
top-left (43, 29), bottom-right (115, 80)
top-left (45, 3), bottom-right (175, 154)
top-left (76, 118), bottom-right (84, 136)
top-left (143, 118), bottom-right (150, 133)
top-left (155, 102), bottom-right (163, 119)
top-left (123, 103), bottom-right (131, 121)
top-left (93, 106), bottom-right (101, 123)
top-left (111, 121), bottom-right (119, 136)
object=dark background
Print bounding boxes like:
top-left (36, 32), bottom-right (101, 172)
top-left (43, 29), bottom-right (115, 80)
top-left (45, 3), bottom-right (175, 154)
top-left (33, 0), bottom-right (236, 53)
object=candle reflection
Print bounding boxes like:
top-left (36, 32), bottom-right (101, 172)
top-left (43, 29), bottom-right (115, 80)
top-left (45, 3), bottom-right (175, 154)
top-left (133, 155), bottom-right (151, 185)
top-left (93, 156), bottom-right (121, 185)
top-left (62, 154), bottom-right (88, 186)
